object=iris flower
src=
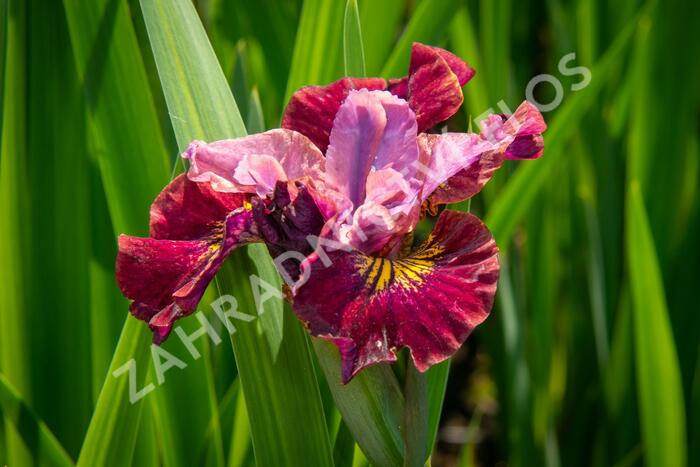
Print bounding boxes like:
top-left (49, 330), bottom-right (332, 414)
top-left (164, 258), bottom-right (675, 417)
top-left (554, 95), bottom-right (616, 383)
top-left (116, 43), bottom-right (546, 382)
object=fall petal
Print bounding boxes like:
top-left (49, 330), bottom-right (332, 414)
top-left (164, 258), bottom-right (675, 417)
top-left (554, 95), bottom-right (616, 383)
top-left (116, 207), bottom-right (258, 343)
top-left (117, 235), bottom-right (212, 313)
top-left (149, 174), bottom-right (247, 240)
top-left (293, 210), bottom-right (499, 383)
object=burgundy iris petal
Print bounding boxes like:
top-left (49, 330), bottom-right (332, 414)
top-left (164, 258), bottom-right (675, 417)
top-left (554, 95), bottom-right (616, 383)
top-left (116, 175), bottom-right (259, 343)
top-left (406, 43), bottom-right (473, 132)
top-left (149, 173), bottom-right (247, 240)
top-left (293, 210), bottom-right (499, 383)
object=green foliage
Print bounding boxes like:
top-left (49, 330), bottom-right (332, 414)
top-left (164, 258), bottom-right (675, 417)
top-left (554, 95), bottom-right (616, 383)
top-left (2, 0), bottom-right (699, 466)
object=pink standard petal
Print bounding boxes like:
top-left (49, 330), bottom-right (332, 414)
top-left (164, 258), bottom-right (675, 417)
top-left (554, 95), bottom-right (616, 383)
top-left (293, 210), bottom-right (499, 383)
top-left (325, 89), bottom-right (419, 207)
top-left (185, 129), bottom-right (326, 196)
top-left (282, 77), bottom-right (388, 153)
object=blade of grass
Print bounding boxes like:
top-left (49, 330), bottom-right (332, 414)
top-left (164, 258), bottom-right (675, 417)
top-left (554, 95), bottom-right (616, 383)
top-left (574, 137), bottom-right (610, 374)
top-left (358, 0), bottom-right (402, 76)
top-left (227, 382), bottom-right (251, 467)
top-left (404, 362), bottom-right (429, 467)
top-left (626, 182), bottom-right (686, 467)
top-left (140, 0), bottom-right (246, 145)
top-left (0, 0), bottom-right (7, 128)
top-left (77, 319), bottom-right (153, 466)
top-left (333, 419), bottom-right (355, 467)
top-left (27, 0), bottom-right (94, 455)
top-left (426, 360), bottom-right (450, 451)
top-left (0, 0), bottom-right (31, 464)
top-left (139, 1), bottom-right (333, 465)
top-left (62, 0), bottom-right (171, 235)
top-left (497, 255), bottom-right (533, 466)
top-left (284, 0), bottom-right (344, 102)
top-left (62, 0), bottom-right (175, 464)
top-left (343, 0), bottom-right (365, 77)
top-left (449, 7), bottom-right (490, 116)
top-left (479, 0), bottom-right (511, 103)
top-left (381, 0), bottom-right (459, 78)
top-left (0, 373), bottom-right (74, 467)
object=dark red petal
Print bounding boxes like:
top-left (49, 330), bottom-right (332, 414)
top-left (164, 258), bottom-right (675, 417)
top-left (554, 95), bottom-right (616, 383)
top-left (117, 207), bottom-right (258, 343)
top-left (407, 46), bottom-right (466, 132)
top-left (149, 173), bottom-right (247, 240)
top-left (409, 43), bottom-right (475, 87)
top-left (505, 134), bottom-right (544, 159)
top-left (502, 102), bottom-right (547, 160)
top-left (293, 210), bottom-right (499, 383)
top-left (116, 235), bottom-right (212, 312)
top-left (387, 77), bottom-right (408, 99)
top-left (281, 77), bottom-right (387, 153)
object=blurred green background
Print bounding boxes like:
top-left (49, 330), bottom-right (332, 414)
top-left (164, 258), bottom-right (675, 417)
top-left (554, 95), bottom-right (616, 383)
top-left (1, 0), bottom-right (699, 466)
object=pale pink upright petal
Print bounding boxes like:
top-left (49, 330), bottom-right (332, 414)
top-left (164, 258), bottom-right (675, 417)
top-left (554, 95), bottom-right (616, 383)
top-left (282, 77), bottom-right (389, 153)
top-left (326, 90), bottom-right (419, 207)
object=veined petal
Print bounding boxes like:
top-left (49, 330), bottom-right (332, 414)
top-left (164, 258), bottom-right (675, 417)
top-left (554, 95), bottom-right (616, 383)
top-left (234, 154), bottom-right (288, 197)
top-left (149, 174), bottom-right (247, 240)
top-left (185, 129), bottom-right (326, 196)
top-left (117, 236), bottom-right (211, 316)
top-left (407, 43), bottom-right (474, 131)
top-left (416, 132), bottom-right (496, 202)
top-left (282, 77), bottom-right (388, 153)
top-left (386, 43), bottom-right (474, 102)
top-left (502, 100), bottom-right (546, 159)
top-left (282, 44), bottom-right (474, 152)
top-left (409, 43), bottom-right (475, 87)
top-left (116, 207), bottom-right (258, 343)
top-left (293, 210), bottom-right (499, 383)
top-left (420, 101), bottom-right (546, 205)
top-left (326, 90), bottom-right (419, 208)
